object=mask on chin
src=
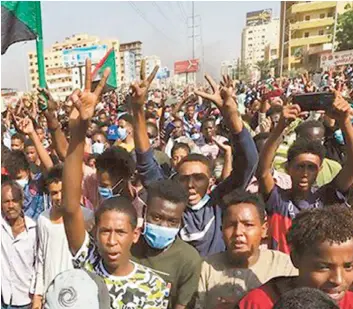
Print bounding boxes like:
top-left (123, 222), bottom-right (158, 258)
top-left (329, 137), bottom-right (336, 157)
top-left (16, 178), bottom-right (29, 189)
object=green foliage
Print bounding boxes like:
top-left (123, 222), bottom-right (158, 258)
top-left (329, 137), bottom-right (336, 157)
top-left (336, 7), bottom-right (353, 51)
top-left (254, 60), bottom-right (274, 80)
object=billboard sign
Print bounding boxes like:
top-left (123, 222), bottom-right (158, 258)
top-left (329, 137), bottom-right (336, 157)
top-left (320, 50), bottom-right (353, 69)
top-left (246, 9), bottom-right (272, 26)
top-left (174, 59), bottom-right (199, 74)
top-left (62, 45), bottom-right (108, 68)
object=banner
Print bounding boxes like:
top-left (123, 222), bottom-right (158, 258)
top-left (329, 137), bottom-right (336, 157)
top-left (321, 50), bottom-right (353, 68)
top-left (62, 45), bottom-right (107, 68)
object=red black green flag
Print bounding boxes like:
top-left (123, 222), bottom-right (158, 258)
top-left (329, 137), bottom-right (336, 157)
top-left (1, 1), bottom-right (40, 55)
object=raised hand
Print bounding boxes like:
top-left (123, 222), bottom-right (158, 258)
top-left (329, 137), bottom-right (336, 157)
top-left (12, 114), bottom-right (35, 135)
top-left (130, 59), bottom-right (159, 108)
top-left (37, 87), bottom-right (58, 112)
top-left (327, 90), bottom-right (352, 125)
top-left (212, 137), bottom-right (232, 154)
top-left (194, 74), bottom-right (223, 107)
top-left (279, 105), bottom-right (301, 128)
top-left (71, 58), bottom-right (111, 121)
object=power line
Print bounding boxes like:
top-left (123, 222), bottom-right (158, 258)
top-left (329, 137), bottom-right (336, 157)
top-left (129, 1), bottom-right (178, 44)
top-left (152, 1), bottom-right (169, 21)
top-left (177, 2), bottom-right (187, 22)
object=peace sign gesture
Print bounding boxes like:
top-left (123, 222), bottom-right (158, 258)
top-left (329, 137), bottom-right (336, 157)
top-left (130, 59), bottom-right (159, 107)
top-left (71, 58), bottom-right (111, 121)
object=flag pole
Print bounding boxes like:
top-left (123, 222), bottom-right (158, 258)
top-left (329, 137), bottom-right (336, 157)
top-left (35, 1), bottom-right (46, 87)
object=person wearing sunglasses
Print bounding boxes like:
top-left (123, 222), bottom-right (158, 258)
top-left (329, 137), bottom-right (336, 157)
top-left (132, 73), bottom-right (258, 257)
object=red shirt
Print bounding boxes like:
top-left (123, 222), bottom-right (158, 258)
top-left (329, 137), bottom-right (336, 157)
top-left (237, 277), bottom-right (353, 309)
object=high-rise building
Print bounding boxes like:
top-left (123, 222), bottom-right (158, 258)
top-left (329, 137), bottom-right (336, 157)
top-left (144, 55), bottom-right (162, 77)
top-left (241, 9), bottom-right (280, 67)
top-left (279, 1), bottom-right (353, 72)
top-left (28, 34), bottom-right (121, 100)
top-left (119, 41), bottom-right (142, 82)
top-left (221, 60), bottom-right (237, 78)
top-left (123, 51), bottom-right (136, 84)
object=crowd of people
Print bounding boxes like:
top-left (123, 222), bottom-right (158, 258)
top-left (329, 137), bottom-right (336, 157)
top-left (1, 58), bottom-right (353, 309)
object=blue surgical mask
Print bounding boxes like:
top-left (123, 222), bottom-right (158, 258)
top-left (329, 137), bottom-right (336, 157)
top-left (143, 222), bottom-right (179, 249)
top-left (16, 178), bottom-right (29, 189)
top-left (98, 178), bottom-right (124, 200)
top-left (117, 127), bottom-right (128, 141)
top-left (334, 129), bottom-right (345, 145)
top-left (92, 142), bottom-right (105, 154)
top-left (191, 133), bottom-right (201, 141)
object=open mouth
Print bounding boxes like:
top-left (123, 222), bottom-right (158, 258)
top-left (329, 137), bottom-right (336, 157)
top-left (323, 290), bottom-right (345, 301)
top-left (107, 252), bottom-right (121, 261)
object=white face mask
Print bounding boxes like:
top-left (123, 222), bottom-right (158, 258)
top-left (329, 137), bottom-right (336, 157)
top-left (92, 142), bottom-right (105, 154)
top-left (16, 178), bottom-right (29, 189)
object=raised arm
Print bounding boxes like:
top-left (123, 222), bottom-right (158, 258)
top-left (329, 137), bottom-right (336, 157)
top-left (212, 137), bottom-right (233, 181)
top-left (62, 59), bottom-right (110, 255)
top-left (13, 114), bottom-right (54, 171)
top-left (256, 105), bottom-right (301, 199)
top-left (130, 60), bottom-right (165, 186)
top-left (195, 75), bottom-right (258, 197)
top-left (38, 88), bottom-right (69, 161)
top-left (329, 91), bottom-right (353, 193)
top-left (171, 87), bottom-right (189, 117)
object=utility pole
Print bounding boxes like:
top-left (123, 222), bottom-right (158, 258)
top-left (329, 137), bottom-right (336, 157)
top-left (187, 1), bottom-right (200, 85)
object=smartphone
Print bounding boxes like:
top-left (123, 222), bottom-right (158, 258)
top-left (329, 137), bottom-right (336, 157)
top-left (292, 92), bottom-right (335, 111)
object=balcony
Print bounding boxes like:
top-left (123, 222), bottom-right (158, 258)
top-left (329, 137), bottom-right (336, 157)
top-left (290, 17), bottom-right (334, 31)
top-left (290, 34), bottom-right (332, 47)
top-left (308, 43), bottom-right (333, 55)
top-left (290, 2), bottom-right (336, 14)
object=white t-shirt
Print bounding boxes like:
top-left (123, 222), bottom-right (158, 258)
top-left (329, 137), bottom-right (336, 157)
top-left (34, 207), bottom-right (94, 296)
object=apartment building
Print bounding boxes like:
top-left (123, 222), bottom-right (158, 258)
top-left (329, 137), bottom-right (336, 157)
top-left (241, 9), bottom-right (280, 67)
top-left (28, 34), bottom-right (121, 100)
top-left (279, 1), bottom-right (353, 72)
top-left (145, 55), bottom-right (162, 77)
top-left (119, 41), bottom-right (142, 82)
top-left (123, 51), bottom-right (136, 84)
top-left (221, 60), bottom-right (237, 77)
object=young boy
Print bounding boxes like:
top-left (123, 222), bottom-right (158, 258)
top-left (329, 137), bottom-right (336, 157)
top-left (256, 92), bottom-right (353, 253)
top-left (237, 205), bottom-right (353, 308)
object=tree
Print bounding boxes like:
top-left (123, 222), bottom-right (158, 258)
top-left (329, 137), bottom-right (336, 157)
top-left (254, 60), bottom-right (272, 80)
top-left (336, 5), bottom-right (353, 51)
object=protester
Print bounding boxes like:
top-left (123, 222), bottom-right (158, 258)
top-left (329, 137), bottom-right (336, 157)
top-left (195, 190), bottom-right (297, 309)
top-left (272, 287), bottom-right (339, 309)
top-left (1, 181), bottom-right (38, 309)
top-left (61, 59), bottom-right (169, 308)
top-left (237, 205), bottom-right (353, 308)
top-left (132, 179), bottom-right (202, 309)
top-left (256, 93), bottom-right (353, 253)
top-left (33, 165), bottom-right (94, 307)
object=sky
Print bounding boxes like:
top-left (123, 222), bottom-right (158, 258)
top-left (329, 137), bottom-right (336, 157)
top-left (1, 1), bottom-right (280, 91)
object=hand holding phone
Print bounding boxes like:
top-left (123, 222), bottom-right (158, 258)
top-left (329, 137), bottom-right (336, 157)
top-left (292, 92), bottom-right (335, 112)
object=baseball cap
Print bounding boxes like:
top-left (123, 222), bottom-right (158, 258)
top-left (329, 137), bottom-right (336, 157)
top-left (107, 125), bottom-right (119, 141)
top-left (44, 269), bottom-right (110, 309)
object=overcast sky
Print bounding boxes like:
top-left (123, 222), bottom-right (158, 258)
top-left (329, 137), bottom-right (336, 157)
top-left (1, 1), bottom-right (280, 91)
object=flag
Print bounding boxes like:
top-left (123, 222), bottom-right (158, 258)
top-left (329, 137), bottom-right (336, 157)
top-left (1, 1), bottom-right (40, 55)
top-left (92, 48), bottom-right (117, 89)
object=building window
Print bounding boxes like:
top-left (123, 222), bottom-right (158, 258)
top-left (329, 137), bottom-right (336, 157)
top-left (304, 32), bottom-right (309, 38)
top-left (29, 54), bottom-right (33, 59)
top-left (319, 30), bottom-right (324, 35)
top-left (320, 13), bottom-right (325, 19)
top-left (32, 77), bottom-right (35, 81)
top-left (248, 30), bottom-right (253, 34)
top-left (328, 11), bottom-right (334, 17)
top-left (32, 84), bottom-right (36, 88)
top-left (305, 15), bottom-right (310, 21)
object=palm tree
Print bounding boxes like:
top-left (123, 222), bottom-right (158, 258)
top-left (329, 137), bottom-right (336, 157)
top-left (254, 60), bottom-right (271, 80)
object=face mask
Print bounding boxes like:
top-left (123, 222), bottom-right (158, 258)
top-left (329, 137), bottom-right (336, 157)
top-left (188, 194), bottom-right (211, 211)
top-left (92, 142), bottom-right (105, 154)
top-left (191, 133), bottom-right (201, 141)
top-left (98, 178), bottom-right (124, 200)
top-left (334, 129), bottom-right (345, 145)
top-left (16, 178), bottom-right (29, 189)
top-left (9, 128), bottom-right (17, 136)
top-left (143, 222), bottom-right (179, 249)
top-left (164, 112), bottom-right (170, 119)
top-left (117, 127), bottom-right (128, 141)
